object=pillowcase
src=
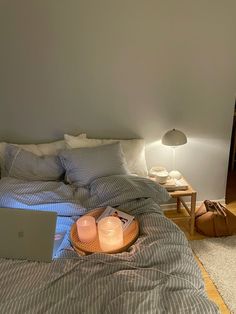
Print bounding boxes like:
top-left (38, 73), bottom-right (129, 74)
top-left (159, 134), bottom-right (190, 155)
top-left (4, 144), bottom-right (65, 181)
top-left (0, 133), bottom-right (86, 176)
top-left (59, 142), bottom-right (129, 186)
top-left (64, 134), bottom-right (148, 177)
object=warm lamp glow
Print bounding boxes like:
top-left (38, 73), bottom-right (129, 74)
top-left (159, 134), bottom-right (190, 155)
top-left (98, 216), bottom-right (124, 252)
top-left (162, 128), bottom-right (187, 178)
top-left (76, 216), bottom-right (97, 243)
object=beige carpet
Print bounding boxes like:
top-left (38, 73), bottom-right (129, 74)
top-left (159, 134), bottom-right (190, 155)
top-left (190, 235), bottom-right (236, 314)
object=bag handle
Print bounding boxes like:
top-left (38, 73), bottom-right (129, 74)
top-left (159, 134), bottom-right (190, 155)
top-left (213, 202), bottom-right (230, 235)
top-left (216, 202), bottom-right (227, 217)
top-left (204, 200), bottom-right (227, 216)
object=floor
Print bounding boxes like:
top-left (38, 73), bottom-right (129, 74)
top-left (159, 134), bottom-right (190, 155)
top-left (164, 202), bottom-right (236, 314)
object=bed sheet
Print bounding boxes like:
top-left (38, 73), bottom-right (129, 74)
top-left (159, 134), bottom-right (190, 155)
top-left (0, 175), bottom-right (219, 313)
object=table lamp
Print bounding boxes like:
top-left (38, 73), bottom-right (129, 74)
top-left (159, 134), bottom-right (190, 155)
top-left (161, 128), bottom-right (187, 179)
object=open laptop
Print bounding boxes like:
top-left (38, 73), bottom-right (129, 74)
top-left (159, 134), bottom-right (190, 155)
top-left (0, 207), bottom-right (61, 262)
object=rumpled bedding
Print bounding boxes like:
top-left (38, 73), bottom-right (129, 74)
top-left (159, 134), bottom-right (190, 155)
top-left (0, 175), bottom-right (219, 314)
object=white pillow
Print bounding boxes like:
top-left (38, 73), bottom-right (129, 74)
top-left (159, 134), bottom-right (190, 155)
top-left (0, 133), bottom-right (87, 176)
top-left (64, 134), bottom-right (148, 177)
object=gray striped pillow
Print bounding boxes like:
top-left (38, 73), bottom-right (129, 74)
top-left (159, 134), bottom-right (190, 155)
top-left (59, 142), bottom-right (129, 186)
top-left (4, 144), bottom-right (64, 181)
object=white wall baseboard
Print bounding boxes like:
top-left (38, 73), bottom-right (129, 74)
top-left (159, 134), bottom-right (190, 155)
top-left (161, 198), bottom-right (226, 211)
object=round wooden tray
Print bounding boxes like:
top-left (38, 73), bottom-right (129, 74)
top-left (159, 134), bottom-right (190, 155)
top-left (70, 208), bottom-right (139, 255)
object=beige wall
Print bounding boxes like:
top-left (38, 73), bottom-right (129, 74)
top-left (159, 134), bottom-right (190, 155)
top-left (0, 0), bottom-right (236, 200)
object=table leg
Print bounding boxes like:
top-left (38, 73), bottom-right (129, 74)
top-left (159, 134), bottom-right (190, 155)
top-left (190, 192), bottom-right (197, 236)
top-left (176, 197), bottom-right (181, 213)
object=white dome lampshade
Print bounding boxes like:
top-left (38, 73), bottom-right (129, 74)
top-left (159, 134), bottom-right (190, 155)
top-left (161, 129), bottom-right (187, 179)
top-left (162, 129), bottom-right (187, 147)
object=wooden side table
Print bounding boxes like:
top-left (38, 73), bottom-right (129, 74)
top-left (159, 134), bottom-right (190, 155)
top-left (169, 181), bottom-right (197, 236)
top-left (149, 176), bottom-right (197, 235)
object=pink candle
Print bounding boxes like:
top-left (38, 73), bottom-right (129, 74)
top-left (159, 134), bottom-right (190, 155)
top-left (76, 216), bottom-right (97, 243)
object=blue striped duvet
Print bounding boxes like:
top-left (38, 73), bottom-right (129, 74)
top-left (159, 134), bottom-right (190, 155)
top-left (0, 175), bottom-right (219, 313)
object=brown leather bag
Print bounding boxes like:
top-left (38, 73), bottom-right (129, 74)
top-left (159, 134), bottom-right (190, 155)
top-left (195, 200), bottom-right (236, 237)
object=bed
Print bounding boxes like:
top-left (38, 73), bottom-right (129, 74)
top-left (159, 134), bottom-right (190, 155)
top-left (0, 135), bottom-right (219, 314)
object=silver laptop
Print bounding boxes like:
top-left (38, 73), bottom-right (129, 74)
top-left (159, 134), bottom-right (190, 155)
top-left (0, 207), bottom-right (58, 262)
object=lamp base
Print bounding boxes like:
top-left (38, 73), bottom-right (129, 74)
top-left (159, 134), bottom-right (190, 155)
top-left (169, 170), bottom-right (182, 180)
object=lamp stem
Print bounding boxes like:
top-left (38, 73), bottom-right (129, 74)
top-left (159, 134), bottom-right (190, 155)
top-left (172, 147), bottom-right (176, 170)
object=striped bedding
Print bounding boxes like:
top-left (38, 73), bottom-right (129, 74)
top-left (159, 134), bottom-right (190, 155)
top-left (0, 175), bottom-right (219, 314)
